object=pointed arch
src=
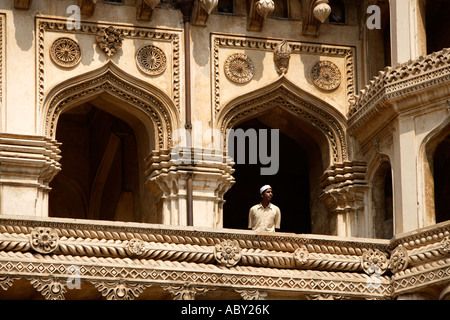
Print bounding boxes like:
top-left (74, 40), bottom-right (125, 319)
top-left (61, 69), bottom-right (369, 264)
top-left (41, 61), bottom-right (179, 150)
top-left (216, 76), bottom-right (348, 166)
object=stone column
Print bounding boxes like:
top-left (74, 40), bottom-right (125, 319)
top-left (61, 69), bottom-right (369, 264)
top-left (145, 148), bottom-right (234, 228)
top-left (0, 133), bottom-right (61, 217)
top-left (320, 161), bottom-right (369, 237)
top-left (389, 0), bottom-right (427, 65)
top-left (391, 117), bottom-right (419, 234)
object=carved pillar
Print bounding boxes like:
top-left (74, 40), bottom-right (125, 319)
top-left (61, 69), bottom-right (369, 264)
top-left (389, 0), bottom-right (427, 65)
top-left (320, 161), bottom-right (369, 237)
top-left (0, 134), bottom-right (61, 217)
top-left (145, 148), bottom-right (234, 228)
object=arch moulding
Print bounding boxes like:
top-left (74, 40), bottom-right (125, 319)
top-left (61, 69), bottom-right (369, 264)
top-left (41, 61), bottom-right (179, 150)
top-left (216, 76), bottom-right (349, 165)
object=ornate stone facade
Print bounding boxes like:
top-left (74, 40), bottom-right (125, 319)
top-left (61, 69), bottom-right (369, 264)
top-left (0, 0), bottom-right (449, 301)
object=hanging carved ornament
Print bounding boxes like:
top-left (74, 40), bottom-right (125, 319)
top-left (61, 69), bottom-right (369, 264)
top-left (126, 238), bottom-right (146, 256)
top-left (199, 0), bottom-right (219, 14)
top-left (30, 227), bottom-right (59, 254)
top-left (96, 26), bottom-right (124, 57)
top-left (136, 45), bottom-right (167, 76)
top-left (274, 39), bottom-right (291, 75)
top-left (214, 239), bottom-right (242, 267)
top-left (293, 245), bottom-right (309, 265)
top-left (224, 53), bottom-right (255, 84)
top-left (255, 0), bottom-right (275, 18)
top-left (311, 60), bottom-right (341, 91)
top-left (313, 0), bottom-right (332, 23)
top-left (50, 37), bottom-right (81, 68)
top-left (389, 245), bottom-right (408, 273)
top-left (361, 249), bottom-right (389, 276)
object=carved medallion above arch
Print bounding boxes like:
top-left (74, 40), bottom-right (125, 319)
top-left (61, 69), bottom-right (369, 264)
top-left (41, 61), bottom-right (179, 150)
top-left (217, 76), bottom-right (349, 165)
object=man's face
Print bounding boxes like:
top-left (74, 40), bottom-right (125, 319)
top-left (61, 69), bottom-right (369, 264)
top-left (261, 188), bottom-right (273, 202)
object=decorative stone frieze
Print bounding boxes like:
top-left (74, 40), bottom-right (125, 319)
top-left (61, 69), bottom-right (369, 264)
top-left (96, 26), bottom-right (124, 57)
top-left (136, 45), bottom-right (167, 76)
top-left (50, 37), bottom-right (81, 68)
top-left (311, 60), bottom-right (341, 91)
top-left (224, 53), bottom-right (255, 84)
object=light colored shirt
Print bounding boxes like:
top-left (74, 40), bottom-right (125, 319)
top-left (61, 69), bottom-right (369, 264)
top-left (248, 203), bottom-right (281, 232)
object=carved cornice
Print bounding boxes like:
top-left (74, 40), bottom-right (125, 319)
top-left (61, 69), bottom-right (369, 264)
top-left (0, 133), bottom-right (61, 190)
top-left (348, 48), bottom-right (450, 136)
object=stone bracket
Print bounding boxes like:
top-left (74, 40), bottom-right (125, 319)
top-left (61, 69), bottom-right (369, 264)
top-left (77, 0), bottom-right (97, 16)
top-left (14, 0), bottom-right (32, 10)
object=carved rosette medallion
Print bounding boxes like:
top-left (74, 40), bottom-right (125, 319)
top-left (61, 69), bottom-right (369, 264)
top-left (126, 238), bottom-right (146, 256)
top-left (361, 249), bottom-right (389, 276)
top-left (311, 60), bottom-right (341, 91)
top-left (96, 26), bottom-right (124, 57)
top-left (50, 37), bottom-right (81, 68)
top-left (440, 236), bottom-right (450, 253)
top-left (389, 245), bottom-right (408, 273)
top-left (30, 227), bottom-right (59, 254)
top-left (224, 53), bottom-right (255, 84)
top-left (293, 245), bottom-right (309, 265)
top-left (136, 45), bottom-right (167, 76)
top-left (214, 239), bottom-right (242, 267)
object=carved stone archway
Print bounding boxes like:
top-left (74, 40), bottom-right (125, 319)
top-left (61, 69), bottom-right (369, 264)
top-left (217, 76), bottom-right (348, 166)
top-left (217, 76), bottom-right (357, 235)
top-left (41, 61), bottom-right (179, 151)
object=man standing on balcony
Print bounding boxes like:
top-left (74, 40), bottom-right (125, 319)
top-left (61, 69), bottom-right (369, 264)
top-left (248, 185), bottom-right (281, 232)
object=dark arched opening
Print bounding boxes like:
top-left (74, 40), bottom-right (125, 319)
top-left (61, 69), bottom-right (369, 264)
top-left (223, 106), bottom-right (330, 234)
top-left (434, 134), bottom-right (450, 223)
top-left (372, 161), bottom-right (393, 239)
top-left (49, 103), bottom-right (142, 222)
top-left (426, 0), bottom-right (450, 54)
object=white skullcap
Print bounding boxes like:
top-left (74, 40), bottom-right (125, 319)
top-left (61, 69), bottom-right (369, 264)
top-left (260, 185), bottom-right (272, 194)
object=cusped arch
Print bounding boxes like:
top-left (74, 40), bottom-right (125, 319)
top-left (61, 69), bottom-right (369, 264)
top-left (41, 61), bottom-right (179, 150)
top-left (217, 76), bottom-right (349, 166)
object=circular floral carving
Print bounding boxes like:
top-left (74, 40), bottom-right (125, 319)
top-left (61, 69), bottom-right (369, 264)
top-left (361, 249), bottom-right (389, 275)
top-left (311, 60), bottom-right (341, 91)
top-left (293, 245), bottom-right (309, 265)
top-left (136, 45), bottom-right (167, 76)
top-left (440, 236), bottom-right (450, 254)
top-left (126, 238), bottom-right (146, 256)
top-left (224, 53), bottom-right (254, 84)
top-left (30, 227), bottom-right (59, 254)
top-left (389, 245), bottom-right (408, 273)
top-left (214, 239), bottom-right (242, 267)
top-left (50, 37), bottom-right (81, 68)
